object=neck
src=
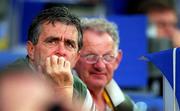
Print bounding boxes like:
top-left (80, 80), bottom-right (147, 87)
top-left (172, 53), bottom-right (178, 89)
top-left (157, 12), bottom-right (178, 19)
top-left (27, 57), bottom-right (38, 72)
top-left (89, 87), bottom-right (106, 111)
top-left (90, 87), bottom-right (103, 98)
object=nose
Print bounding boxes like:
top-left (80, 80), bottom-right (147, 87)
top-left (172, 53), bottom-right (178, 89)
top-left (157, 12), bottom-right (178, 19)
top-left (54, 42), bottom-right (66, 57)
top-left (94, 58), bottom-right (106, 70)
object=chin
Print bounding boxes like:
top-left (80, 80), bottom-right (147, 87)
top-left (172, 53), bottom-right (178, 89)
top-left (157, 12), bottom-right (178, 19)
top-left (89, 79), bottom-right (107, 88)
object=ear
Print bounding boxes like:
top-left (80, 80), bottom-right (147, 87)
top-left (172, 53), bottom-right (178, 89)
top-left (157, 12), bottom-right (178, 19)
top-left (114, 50), bottom-right (123, 70)
top-left (26, 41), bottom-right (35, 60)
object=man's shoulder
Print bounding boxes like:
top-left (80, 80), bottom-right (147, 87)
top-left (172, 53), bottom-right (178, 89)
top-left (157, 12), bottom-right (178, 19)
top-left (7, 57), bottom-right (29, 69)
top-left (105, 79), bottom-right (134, 111)
top-left (73, 75), bottom-right (87, 99)
top-left (115, 94), bottom-right (134, 111)
top-left (1, 57), bottom-right (30, 72)
top-left (73, 75), bottom-right (97, 111)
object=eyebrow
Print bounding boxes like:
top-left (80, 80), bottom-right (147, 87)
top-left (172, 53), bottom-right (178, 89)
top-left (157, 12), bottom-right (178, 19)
top-left (65, 39), bottom-right (76, 43)
top-left (44, 36), bottom-right (60, 42)
top-left (44, 36), bottom-right (77, 45)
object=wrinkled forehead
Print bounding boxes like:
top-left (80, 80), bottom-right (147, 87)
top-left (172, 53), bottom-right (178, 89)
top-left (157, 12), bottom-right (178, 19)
top-left (81, 30), bottom-right (117, 54)
top-left (83, 29), bottom-right (114, 44)
top-left (41, 21), bottom-right (78, 34)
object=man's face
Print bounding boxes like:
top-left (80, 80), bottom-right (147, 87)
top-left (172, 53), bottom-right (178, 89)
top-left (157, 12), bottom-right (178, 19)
top-left (75, 30), bottom-right (122, 90)
top-left (27, 22), bottom-right (79, 70)
top-left (148, 10), bottom-right (177, 38)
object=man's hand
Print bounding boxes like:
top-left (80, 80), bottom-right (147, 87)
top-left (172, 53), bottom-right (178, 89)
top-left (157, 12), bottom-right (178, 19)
top-left (44, 55), bottom-right (73, 87)
top-left (42, 55), bottom-right (74, 103)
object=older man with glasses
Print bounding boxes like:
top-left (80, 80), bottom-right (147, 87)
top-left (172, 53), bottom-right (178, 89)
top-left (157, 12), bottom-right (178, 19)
top-left (74, 18), bottom-right (140, 111)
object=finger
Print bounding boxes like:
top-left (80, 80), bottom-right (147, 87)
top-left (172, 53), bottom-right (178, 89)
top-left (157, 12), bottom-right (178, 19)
top-left (64, 61), bottom-right (72, 82)
top-left (51, 55), bottom-right (59, 73)
top-left (58, 57), bottom-right (65, 68)
top-left (64, 61), bottom-right (71, 70)
top-left (51, 55), bottom-right (58, 67)
top-left (45, 57), bottom-right (51, 74)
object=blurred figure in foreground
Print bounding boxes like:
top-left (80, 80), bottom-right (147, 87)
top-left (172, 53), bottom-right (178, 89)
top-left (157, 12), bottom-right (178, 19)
top-left (140, 0), bottom-right (180, 47)
top-left (74, 18), bottom-right (147, 111)
top-left (0, 69), bottom-right (80, 111)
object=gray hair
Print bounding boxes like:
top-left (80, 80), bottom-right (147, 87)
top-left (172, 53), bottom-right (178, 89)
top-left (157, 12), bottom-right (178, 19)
top-left (81, 18), bottom-right (120, 54)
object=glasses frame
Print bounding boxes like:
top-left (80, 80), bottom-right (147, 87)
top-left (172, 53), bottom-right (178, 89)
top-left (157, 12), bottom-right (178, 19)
top-left (80, 54), bottom-right (116, 64)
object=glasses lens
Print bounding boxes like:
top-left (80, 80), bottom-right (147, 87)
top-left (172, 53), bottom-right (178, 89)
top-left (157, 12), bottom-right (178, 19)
top-left (103, 55), bottom-right (115, 63)
top-left (81, 54), bottom-right (115, 64)
top-left (83, 54), bottom-right (98, 64)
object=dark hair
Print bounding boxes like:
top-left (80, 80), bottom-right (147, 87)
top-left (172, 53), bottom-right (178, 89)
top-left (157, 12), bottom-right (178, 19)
top-left (139, 1), bottom-right (175, 14)
top-left (28, 7), bottom-right (83, 50)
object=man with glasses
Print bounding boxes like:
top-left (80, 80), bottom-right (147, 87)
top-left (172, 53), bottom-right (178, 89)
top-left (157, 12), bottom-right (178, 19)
top-left (74, 18), bottom-right (135, 111)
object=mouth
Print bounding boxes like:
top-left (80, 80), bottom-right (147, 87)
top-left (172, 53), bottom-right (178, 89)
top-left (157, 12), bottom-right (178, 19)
top-left (90, 72), bottom-right (106, 76)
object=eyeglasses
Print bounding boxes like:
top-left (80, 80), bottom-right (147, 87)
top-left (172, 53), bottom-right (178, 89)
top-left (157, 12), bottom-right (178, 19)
top-left (81, 54), bottom-right (116, 64)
